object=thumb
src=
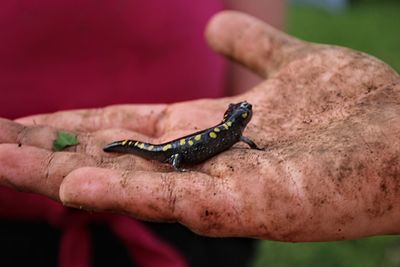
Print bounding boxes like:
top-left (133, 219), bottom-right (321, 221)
top-left (205, 11), bottom-right (306, 78)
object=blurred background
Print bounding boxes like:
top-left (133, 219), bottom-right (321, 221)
top-left (287, 0), bottom-right (400, 72)
top-left (252, 0), bottom-right (400, 266)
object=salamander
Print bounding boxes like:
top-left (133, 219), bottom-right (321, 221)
top-left (103, 101), bottom-right (261, 171)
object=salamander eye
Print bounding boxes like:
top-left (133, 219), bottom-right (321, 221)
top-left (240, 102), bottom-right (252, 110)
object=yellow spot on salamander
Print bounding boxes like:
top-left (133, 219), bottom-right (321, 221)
top-left (214, 127), bottom-right (220, 132)
top-left (134, 141), bottom-right (139, 146)
top-left (195, 134), bottom-right (201, 141)
top-left (223, 123), bottom-right (229, 130)
top-left (209, 132), bottom-right (217, 138)
top-left (162, 144), bottom-right (172, 151)
top-left (122, 140), bottom-right (128, 145)
top-left (227, 121), bottom-right (233, 127)
top-left (128, 141), bottom-right (133, 145)
top-left (180, 139), bottom-right (186, 145)
top-left (139, 143), bottom-right (145, 149)
top-left (242, 112), bottom-right (248, 119)
top-left (148, 145), bottom-right (154, 151)
top-left (188, 140), bottom-right (194, 146)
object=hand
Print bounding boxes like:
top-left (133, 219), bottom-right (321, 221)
top-left (1, 11), bottom-right (399, 241)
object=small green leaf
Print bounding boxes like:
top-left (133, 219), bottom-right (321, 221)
top-left (53, 131), bottom-right (79, 151)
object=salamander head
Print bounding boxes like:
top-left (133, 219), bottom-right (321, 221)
top-left (223, 101), bottom-right (253, 126)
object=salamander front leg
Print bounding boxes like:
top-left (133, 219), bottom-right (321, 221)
top-left (240, 136), bottom-right (263, 150)
top-left (169, 153), bottom-right (190, 172)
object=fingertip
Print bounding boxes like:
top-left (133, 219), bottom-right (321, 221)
top-left (60, 167), bottom-right (189, 222)
top-left (205, 11), bottom-right (251, 58)
top-left (205, 10), bottom-right (303, 78)
top-left (60, 167), bottom-right (117, 210)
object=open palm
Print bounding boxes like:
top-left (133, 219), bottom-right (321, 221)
top-left (1, 11), bottom-right (399, 241)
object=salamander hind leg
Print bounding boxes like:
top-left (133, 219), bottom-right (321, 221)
top-left (240, 136), bottom-right (263, 150)
top-left (169, 154), bottom-right (190, 172)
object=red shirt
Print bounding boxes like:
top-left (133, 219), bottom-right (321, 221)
top-left (0, 0), bottom-right (226, 118)
top-left (0, 1), bottom-right (226, 266)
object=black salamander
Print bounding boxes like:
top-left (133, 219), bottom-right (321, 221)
top-left (103, 101), bottom-right (261, 172)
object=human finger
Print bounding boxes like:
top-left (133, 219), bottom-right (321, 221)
top-left (59, 167), bottom-right (245, 237)
top-left (0, 118), bottom-right (58, 150)
top-left (0, 144), bottom-right (96, 200)
top-left (15, 104), bottom-right (167, 135)
top-left (0, 117), bottom-right (151, 156)
top-left (0, 118), bottom-right (86, 152)
top-left (0, 118), bottom-right (24, 143)
top-left (205, 10), bottom-right (306, 78)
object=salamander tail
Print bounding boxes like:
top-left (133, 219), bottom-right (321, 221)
top-left (103, 140), bottom-right (137, 153)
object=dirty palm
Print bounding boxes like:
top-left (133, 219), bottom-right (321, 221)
top-left (104, 101), bottom-right (261, 171)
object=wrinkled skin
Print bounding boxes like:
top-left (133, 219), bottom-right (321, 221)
top-left (1, 11), bottom-right (399, 241)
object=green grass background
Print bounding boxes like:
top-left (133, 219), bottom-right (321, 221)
top-left (287, 2), bottom-right (400, 72)
top-left (251, 2), bottom-right (400, 267)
